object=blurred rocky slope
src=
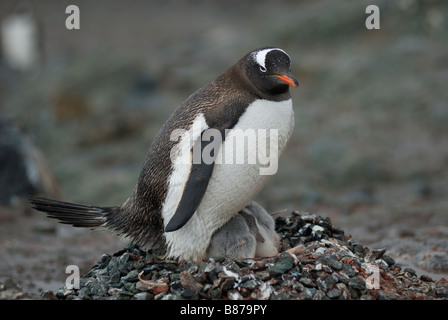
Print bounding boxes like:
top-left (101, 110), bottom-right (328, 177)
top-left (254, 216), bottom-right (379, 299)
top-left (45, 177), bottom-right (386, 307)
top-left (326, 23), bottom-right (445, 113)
top-left (0, 0), bottom-right (447, 294)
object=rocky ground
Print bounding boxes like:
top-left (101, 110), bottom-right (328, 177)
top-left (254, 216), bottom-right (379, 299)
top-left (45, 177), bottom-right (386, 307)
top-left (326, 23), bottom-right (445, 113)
top-left (1, 211), bottom-right (447, 300)
top-left (0, 0), bottom-right (447, 300)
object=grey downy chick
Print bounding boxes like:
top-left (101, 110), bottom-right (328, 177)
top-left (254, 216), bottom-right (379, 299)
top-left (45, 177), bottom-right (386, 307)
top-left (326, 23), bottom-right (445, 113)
top-left (206, 201), bottom-right (279, 259)
top-left (206, 213), bottom-right (256, 259)
top-left (241, 201), bottom-right (280, 257)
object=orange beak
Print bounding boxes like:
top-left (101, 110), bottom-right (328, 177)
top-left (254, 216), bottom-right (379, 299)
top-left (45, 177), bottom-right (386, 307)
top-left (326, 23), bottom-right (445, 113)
top-left (275, 73), bottom-right (299, 87)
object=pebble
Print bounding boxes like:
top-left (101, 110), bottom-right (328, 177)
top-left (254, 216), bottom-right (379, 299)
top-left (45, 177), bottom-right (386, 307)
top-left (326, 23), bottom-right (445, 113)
top-left (383, 256), bottom-right (396, 266)
top-left (348, 275), bottom-right (366, 291)
top-left (269, 253), bottom-right (294, 275)
top-left (326, 287), bottom-right (341, 299)
top-left (31, 211), bottom-right (448, 301)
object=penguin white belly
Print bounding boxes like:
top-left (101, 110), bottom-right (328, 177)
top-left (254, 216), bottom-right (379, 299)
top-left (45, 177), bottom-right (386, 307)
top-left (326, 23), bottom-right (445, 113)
top-left (165, 98), bottom-right (294, 261)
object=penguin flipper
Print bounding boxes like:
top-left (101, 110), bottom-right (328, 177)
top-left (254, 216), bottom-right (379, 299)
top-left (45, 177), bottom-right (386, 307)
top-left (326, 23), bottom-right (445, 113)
top-left (164, 127), bottom-right (222, 232)
top-left (165, 160), bottom-right (214, 232)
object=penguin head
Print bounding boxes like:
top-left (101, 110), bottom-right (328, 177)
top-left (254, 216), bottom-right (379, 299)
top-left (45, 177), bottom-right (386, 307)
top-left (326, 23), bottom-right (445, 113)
top-left (242, 47), bottom-right (298, 96)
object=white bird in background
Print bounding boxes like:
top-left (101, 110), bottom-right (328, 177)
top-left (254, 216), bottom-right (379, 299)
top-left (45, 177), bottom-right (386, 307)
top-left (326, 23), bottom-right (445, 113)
top-left (1, 1), bottom-right (41, 72)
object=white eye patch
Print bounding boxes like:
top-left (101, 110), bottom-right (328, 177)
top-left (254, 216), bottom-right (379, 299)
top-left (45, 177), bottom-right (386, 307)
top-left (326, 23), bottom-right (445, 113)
top-left (252, 48), bottom-right (289, 69)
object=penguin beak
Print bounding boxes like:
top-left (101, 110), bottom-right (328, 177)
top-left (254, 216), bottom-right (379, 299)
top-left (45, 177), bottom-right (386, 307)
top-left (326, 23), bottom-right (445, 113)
top-left (275, 73), bottom-right (299, 87)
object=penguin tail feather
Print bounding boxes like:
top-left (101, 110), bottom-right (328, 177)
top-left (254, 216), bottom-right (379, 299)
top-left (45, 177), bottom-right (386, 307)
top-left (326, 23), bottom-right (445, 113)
top-left (29, 197), bottom-right (116, 229)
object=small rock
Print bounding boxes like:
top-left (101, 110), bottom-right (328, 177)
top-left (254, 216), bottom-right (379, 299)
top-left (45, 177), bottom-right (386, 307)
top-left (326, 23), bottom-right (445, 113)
top-left (180, 271), bottom-right (203, 293)
top-left (40, 291), bottom-right (57, 300)
top-left (77, 287), bottom-right (91, 300)
top-left (364, 248), bottom-right (387, 262)
top-left (209, 288), bottom-right (222, 299)
top-left (404, 268), bottom-right (416, 276)
top-left (133, 292), bottom-right (151, 300)
top-left (271, 293), bottom-right (289, 300)
top-left (242, 279), bottom-right (259, 290)
top-left (349, 276), bottom-right (366, 291)
top-left (300, 287), bottom-right (316, 299)
top-left (342, 263), bottom-right (357, 277)
top-left (313, 290), bottom-right (326, 300)
top-left (108, 288), bottom-right (121, 296)
top-left (109, 271), bottom-right (121, 284)
top-left (420, 275), bottom-right (433, 282)
top-left (382, 256), bottom-right (395, 266)
top-left (255, 271), bottom-right (271, 281)
top-left (299, 277), bottom-right (315, 287)
top-left (227, 290), bottom-right (243, 300)
top-left (180, 289), bottom-right (198, 299)
top-left (326, 288), bottom-right (341, 299)
top-left (315, 262), bottom-right (333, 273)
top-left (152, 283), bottom-right (169, 295)
top-left (122, 270), bottom-right (139, 282)
top-left (324, 257), bottom-right (343, 270)
top-left (219, 277), bottom-right (235, 292)
top-left (250, 282), bottom-right (273, 300)
top-left (269, 253), bottom-right (294, 275)
top-left (436, 284), bottom-right (448, 298)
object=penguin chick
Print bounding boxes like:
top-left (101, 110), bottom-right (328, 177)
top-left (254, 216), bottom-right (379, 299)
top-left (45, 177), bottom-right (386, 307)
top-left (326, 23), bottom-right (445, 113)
top-left (206, 201), bottom-right (279, 260)
top-left (240, 201), bottom-right (280, 257)
top-left (206, 213), bottom-right (256, 259)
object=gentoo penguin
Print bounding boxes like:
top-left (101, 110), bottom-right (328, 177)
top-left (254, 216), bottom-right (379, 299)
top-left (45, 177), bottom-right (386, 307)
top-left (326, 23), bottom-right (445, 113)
top-left (207, 201), bottom-right (279, 259)
top-left (30, 47), bottom-right (298, 262)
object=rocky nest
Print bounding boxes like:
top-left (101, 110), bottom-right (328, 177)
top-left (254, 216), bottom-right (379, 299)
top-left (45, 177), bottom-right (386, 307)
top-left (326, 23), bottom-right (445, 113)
top-left (3, 211), bottom-right (448, 300)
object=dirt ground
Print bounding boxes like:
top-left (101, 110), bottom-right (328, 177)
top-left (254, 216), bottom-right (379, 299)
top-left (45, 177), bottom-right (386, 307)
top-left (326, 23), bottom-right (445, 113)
top-left (0, 0), bottom-right (447, 294)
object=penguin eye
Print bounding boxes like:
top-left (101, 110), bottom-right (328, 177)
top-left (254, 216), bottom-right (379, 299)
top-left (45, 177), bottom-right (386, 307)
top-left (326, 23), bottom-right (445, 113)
top-left (259, 65), bottom-right (267, 73)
